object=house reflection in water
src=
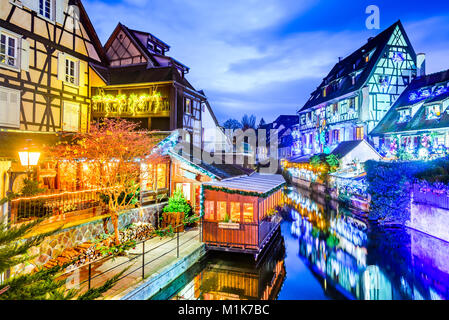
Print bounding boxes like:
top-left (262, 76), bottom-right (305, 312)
top-left (285, 187), bottom-right (449, 300)
top-left (171, 234), bottom-right (286, 300)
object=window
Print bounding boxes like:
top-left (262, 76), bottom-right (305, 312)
top-left (0, 86), bottom-right (20, 128)
top-left (217, 202), bottom-right (227, 221)
top-left (141, 163), bottom-right (154, 191)
top-left (63, 102), bottom-right (80, 132)
top-left (176, 183), bottom-right (191, 201)
top-left (39, 0), bottom-right (53, 20)
top-left (59, 53), bottom-right (79, 86)
top-left (0, 32), bottom-right (18, 69)
top-left (243, 203), bottom-right (254, 223)
top-left (230, 202), bottom-right (241, 223)
top-left (426, 105), bottom-right (441, 120)
top-left (204, 201), bottom-right (214, 220)
top-left (156, 163), bottom-right (167, 189)
top-left (398, 109), bottom-right (411, 123)
top-left (356, 126), bottom-right (364, 140)
top-left (333, 130), bottom-right (340, 144)
top-left (184, 98), bottom-right (192, 114)
top-left (65, 59), bottom-right (76, 85)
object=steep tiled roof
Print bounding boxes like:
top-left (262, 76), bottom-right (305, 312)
top-left (331, 140), bottom-right (364, 158)
top-left (300, 21), bottom-right (415, 112)
top-left (90, 64), bottom-right (195, 89)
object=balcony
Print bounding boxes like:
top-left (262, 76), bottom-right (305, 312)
top-left (327, 110), bottom-right (358, 124)
top-left (9, 189), bottom-right (107, 226)
top-left (92, 99), bottom-right (170, 118)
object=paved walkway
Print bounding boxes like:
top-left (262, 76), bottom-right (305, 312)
top-left (59, 227), bottom-right (202, 299)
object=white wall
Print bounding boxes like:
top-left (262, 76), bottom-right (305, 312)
top-left (202, 104), bottom-right (232, 153)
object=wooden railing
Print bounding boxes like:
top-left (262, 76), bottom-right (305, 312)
top-left (202, 217), bottom-right (280, 251)
top-left (202, 220), bottom-right (259, 250)
top-left (9, 189), bottom-right (106, 225)
top-left (92, 100), bottom-right (170, 117)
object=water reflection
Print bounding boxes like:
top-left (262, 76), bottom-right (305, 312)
top-left (284, 186), bottom-right (449, 300)
top-left (155, 186), bottom-right (449, 300)
top-left (165, 234), bottom-right (286, 300)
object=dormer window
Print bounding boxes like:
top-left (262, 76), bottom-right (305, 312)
top-left (323, 86), bottom-right (327, 98)
top-left (147, 41), bottom-right (155, 52)
top-left (426, 104), bottom-right (441, 120)
top-left (398, 109), bottom-right (411, 123)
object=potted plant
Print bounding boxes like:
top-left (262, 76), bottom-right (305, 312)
top-left (161, 190), bottom-right (191, 233)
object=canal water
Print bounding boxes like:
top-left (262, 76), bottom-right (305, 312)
top-left (152, 186), bottom-right (449, 300)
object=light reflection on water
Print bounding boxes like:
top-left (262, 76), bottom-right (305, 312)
top-left (153, 186), bottom-right (449, 300)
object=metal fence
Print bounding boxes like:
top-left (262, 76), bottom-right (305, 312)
top-left (60, 224), bottom-right (202, 298)
top-left (9, 189), bottom-right (105, 225)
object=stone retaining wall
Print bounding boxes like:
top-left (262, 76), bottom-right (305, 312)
top-left (13, 203), bottom-right (165, 275)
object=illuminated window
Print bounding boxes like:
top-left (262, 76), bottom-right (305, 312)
top-left (243, 203), bottom-right (254, 223)
top-left (204, 201), bottom-right (214, 220)
top-left (230, 202), bottom-right (241, 223)
top-left (426, 105), bottom-right (441, 120)
top-left (176, 183), bottom-right (191, 201)
top-left (356, 126), bottom-right (364, 140)
top-left (184, 98), bottom-right (192, 114)
top-left (156, 163), bottom-right (167, 189)
top-left (217, 201), bottom-right (227, 221)
top-left (0, 32), bottom-right (18, 68)
top-left (141, 163), bottom-right (154, 191)
top-left (398, 109), bottom-right (411, 123)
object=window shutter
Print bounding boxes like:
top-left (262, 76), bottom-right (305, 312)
top-left (63, 102), bottom-right (80, 132)
top-left (55, 0), bottom-right (67, 25)
top-left (8, 90), bottom-right (20, 126)
top-left (0, 90), bottom-right (8, 126)
top-left (75, 60), bottom-right (81, 87)
top-left (78, 61), bottom-right (86, 89)
top-left (22, 0), bottom-right (39, 13)
top-left (20, 38), bottom-right (30, 72)
top-left (0, 87), bottom-right (20, 128)
top-left (57, 52), bottom-right (65, 81)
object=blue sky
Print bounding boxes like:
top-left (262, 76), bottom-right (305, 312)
top-left (84, 0), bottom-right (449, 124)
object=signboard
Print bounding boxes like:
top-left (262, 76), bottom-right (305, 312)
top-left (218, 222), bottom-right (240, 230)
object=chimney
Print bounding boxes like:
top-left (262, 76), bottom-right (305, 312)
top-left (338, 57), bottom-right (343, 62)
top-left (417, 53), bottom-right (426, 77)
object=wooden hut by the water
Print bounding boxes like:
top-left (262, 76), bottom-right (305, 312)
top-left (201, 173), bottom-right (286, 259)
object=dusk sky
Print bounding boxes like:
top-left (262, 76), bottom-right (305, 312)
top-left (84, 0), bottom-right (449, 124)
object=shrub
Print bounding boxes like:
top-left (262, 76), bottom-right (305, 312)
top-left (163, 190), bottom-right (192, 216)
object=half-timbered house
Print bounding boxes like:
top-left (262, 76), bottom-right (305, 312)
top-left (0, 0), bottom-right (107, 218)
top-left (90, 23), bottom-right (206, 148)
top-left (371, 69), bottom-right (449, 160)
top-left (293, 21), bottom-right (418, 156)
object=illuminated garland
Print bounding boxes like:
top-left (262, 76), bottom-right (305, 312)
top-left (92, 92), bottom-right (165, 116)
top-left (199, 183), bottom-right (287, 216)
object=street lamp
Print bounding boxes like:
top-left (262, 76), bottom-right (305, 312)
top-left (18, 142), bottom-right (41, 178)
top-left (18, 149), bottom-right (41, 168)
